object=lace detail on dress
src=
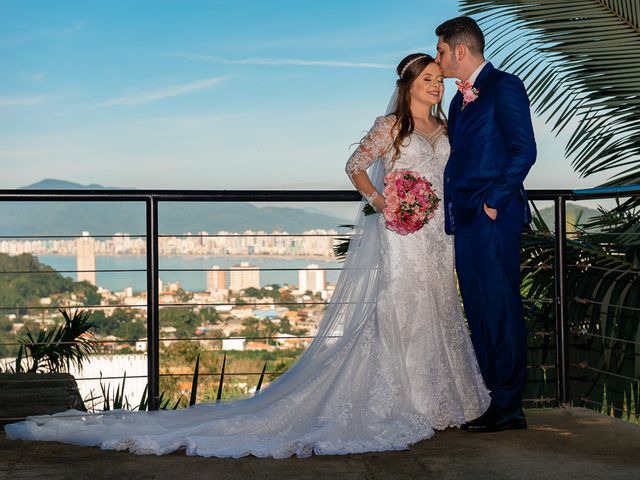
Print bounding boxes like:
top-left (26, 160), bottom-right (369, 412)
top-left (345, 115), bottom-right (395, 181)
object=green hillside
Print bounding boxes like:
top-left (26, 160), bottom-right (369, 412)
top-left (0, 253), bottom-right (100, 315)
top-left (534, 202), bottom-right (602, 231)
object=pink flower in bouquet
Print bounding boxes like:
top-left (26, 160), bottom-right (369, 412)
top-left (384, 194), bottom-right (400, 222)
top-left (381, 170), bottom-right (440, 235)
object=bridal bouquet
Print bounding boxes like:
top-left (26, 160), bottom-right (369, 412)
top-left (381, 170), bottom-right (440, 235)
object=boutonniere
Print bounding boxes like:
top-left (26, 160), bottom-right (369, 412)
top-left (455, 80), bottom-right (479, 110)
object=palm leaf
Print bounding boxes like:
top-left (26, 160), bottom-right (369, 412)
top-left (189, 353), bottom-right (200, 406)
top-left (158, 391), bottom-right (171, 410)
top-left (333, 224), bottom-right (355, 260)
top-left (99, 372), bottom-right (111, 411)
top-left (172, 395), bottom-right (184, 410)
top-left (19, 308), bottom-right (97, 373)
top-left (138, 384), bottom-right (149, 411)
top-left (255, 362), bottom-right (267, 394)
top-left (520, 203), bottom-right (640, 412)
top-left (14, 345), bottom-right (23, 373)
top-left (112, 372), bottom-right (127, 410)
top-left (216, 351), bottom-right (227, 403)
top-left (459, 0), bottom-right (640, 185)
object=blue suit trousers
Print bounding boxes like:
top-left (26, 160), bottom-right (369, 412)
top-left (454, 198), bottom-right (527, 410)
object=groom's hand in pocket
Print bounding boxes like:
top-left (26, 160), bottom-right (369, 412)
top-left (483, 203), bottom-right (497, 221)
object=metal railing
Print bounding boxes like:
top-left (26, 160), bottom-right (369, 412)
top-left (0, 189), bottom-right (358, 410)
top-left (1, 186), bottom-right (639, 411)
top-left (526, 185), bottom-right (640, 407)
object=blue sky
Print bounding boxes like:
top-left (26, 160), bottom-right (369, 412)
top-left (0, 0), bottom-right (614, 193)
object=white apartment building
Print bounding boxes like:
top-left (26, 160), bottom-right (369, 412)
top-left (229, 262), bottom-right (260, 291)
top-left (298, 264), bottom-right (326, 293)
top-left (76, 231), bottom-right (96, 286)
top-left (207, 265), bottom-right (227, 293)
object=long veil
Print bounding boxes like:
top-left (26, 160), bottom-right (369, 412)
top-left (5, 91), bottom-right (400, 456)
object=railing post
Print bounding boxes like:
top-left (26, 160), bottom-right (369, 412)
top-left (145, 196), bottom-right (160, 410)
top-left (554, 195), bottom-right (569, 406)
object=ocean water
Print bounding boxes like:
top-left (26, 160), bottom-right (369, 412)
top-left (38, 255), bottom-right (342, 292)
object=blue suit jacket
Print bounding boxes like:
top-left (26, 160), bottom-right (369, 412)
top-left (444, 63), bottom-right (536, 234)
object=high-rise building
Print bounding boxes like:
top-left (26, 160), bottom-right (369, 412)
top-left (207, 265), bottom-right (227, 293)
top-left (298, 264), bottom-right (326, 293)
top-left (229, 262), bottom-right (260, 291)
top-left (76, 231), bottom-right (96, 286)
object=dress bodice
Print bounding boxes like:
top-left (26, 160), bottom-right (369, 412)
top-left (345, 115), bottom-right (450, 195)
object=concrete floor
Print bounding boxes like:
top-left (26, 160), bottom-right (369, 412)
top-left (1, 408), bottom-right (639, 480)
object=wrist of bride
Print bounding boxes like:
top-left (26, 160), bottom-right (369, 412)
top-left (374, 194), bottom-right (386, 212)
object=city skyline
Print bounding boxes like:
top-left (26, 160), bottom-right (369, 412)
top-left (0, 228), bottom-right (339, 257)
top-left (0, 228), bottom-right (341, 294)
top-left (0, 1), bottom-right (619, 196)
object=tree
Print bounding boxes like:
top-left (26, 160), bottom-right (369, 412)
top-left (0, 253), bottom-right (101, 315)
top-left (200, 307), bottom-right (220, 325)
top-left (460, 1), bottom-right (640, 186)
top-left (240, 317), bottom-right (260, 339)
top-left (160, 307), bottom-right (200, 338)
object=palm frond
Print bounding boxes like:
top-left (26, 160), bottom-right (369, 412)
top-left (255, 362), bottom-right (267, 394)
top-left (189, 353), bottom-right (200, 406)
top-left (460, 0), bottom-right (640, 185)
top-left (520, 203), bottom-right (640, 411)
top-left (216, 351), bottom-right (227, 403)
top-left (19, 308), bottom-right (97, 373)
top-left (138, 384), bottom-right (149, 411)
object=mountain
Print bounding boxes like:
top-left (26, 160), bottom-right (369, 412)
top-left (22, 179), bottom-right (119, 190)
top-left (534, 202), bottom-right (602, 230)
top-left (0, 180), bottom-right (350, 235)
top-left (2, 179), bottom-right (605, 238)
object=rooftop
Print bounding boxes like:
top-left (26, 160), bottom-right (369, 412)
top-left (2, 408), bottom-right (639, 480)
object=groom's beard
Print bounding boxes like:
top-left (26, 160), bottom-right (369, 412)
top-left (444, 53), bottom-right (461, 80)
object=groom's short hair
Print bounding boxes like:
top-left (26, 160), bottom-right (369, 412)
top-left (435, 16), bottom-right (485, 56)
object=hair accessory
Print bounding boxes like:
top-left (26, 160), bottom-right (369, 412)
top-left (400, 55), bottom-right (428, 79)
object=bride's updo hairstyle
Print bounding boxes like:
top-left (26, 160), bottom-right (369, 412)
top-left (391, 53), bottom-right (447, 161)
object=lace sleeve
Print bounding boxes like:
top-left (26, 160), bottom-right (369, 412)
top-left (345, 115), bottom-right (395, 181)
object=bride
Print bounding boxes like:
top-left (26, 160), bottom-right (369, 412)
top-left (6, 53), bottom-right (490, 458)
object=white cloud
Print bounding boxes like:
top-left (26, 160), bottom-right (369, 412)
top-left (0, 21), bottom-right (89, 48)
top-left (100, 76), bottom-right (231, 106)
top-left (27, 72), bottom-right (46, 83)
top-left (0, 95), bottom-right (52, 107)
top-left (168, 53), bottom-right (393, 69)
top-left (63, 21), bottom-right (89, 34)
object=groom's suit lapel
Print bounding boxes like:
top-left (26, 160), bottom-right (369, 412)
top-left (451, 62), bottom-right (495, 146)
top-left (448, 91), bottom-right (463, 144)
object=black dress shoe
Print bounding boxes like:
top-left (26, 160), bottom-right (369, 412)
top-left (467, 408), bottom-right (527, 433)
top-left (461, 404), bottom-right (500, 430)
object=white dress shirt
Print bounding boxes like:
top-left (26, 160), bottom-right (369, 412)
top-left (467, 60), bottom-right (488, 86)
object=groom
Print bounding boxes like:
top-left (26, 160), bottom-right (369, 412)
top-left (435, 16), bottom-right (536, 432)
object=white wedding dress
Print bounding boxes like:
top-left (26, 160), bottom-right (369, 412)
top-left (6, 115), bottom-right (490, 458)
